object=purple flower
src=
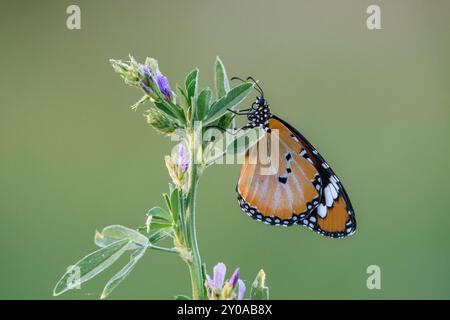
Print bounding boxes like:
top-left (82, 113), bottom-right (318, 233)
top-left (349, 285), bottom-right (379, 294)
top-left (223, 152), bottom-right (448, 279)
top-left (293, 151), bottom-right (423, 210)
top-left (178, 144), bottom-right (190, 173)
top-left (156, 73), bottom-right (172, 100)
top-left (229, 268), bottom-right (240, 288)
top-left (207, 262), bottom-right (226, 290)
top-left (142, 65), bottom-right (153, 85)
top-left (237, 279), bottom-right (246, 300)
top-left (205, 262), bottom-right (246, 300)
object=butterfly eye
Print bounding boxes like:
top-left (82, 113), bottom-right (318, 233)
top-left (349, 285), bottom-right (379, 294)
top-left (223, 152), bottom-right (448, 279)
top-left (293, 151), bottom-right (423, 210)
top-left (257, 97), bottom-right (266, 105)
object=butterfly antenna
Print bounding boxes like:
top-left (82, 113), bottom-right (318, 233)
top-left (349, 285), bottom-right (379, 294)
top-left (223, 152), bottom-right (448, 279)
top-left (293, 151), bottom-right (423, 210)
top-left (246, 76), bottom-right (264, 97)
top-left (230, 76), bottom-right (246, 83)
top-left (231, 76), bottom-right (263, 96)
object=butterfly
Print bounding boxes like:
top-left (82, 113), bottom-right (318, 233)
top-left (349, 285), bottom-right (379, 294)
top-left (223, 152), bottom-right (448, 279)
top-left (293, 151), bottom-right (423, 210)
top-left (230, 77), bottom-right (356, 238)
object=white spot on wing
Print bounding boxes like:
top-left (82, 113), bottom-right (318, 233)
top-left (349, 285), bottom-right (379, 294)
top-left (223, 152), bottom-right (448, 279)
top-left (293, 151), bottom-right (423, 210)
top-left (317, 204), bottom-right (327, 218)
top-left (329, 183), bottom-right (338, 199)
top-left (324, 186), bottom-right (333, 207)
top-left (331, 179), bottom-right (339, 192)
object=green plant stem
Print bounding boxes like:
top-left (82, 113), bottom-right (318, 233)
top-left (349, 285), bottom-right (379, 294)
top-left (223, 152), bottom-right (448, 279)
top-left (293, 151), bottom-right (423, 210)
top-left (149, 245), bottom-right (177, 254)
top-left (184, 131), bottom-right (205, 300)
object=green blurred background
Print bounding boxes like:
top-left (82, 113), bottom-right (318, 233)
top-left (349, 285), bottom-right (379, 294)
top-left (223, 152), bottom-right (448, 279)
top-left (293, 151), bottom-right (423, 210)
top-left (1, 0), bottom-right (449, 299)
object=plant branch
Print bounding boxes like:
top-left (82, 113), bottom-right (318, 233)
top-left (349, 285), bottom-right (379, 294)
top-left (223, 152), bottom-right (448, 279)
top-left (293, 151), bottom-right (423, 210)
top-left (149, 244), bottom-right (178, 254)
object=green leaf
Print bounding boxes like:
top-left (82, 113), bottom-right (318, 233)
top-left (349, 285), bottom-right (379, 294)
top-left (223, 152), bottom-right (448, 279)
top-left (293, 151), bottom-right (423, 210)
top-left (163, 192), bottom-right (178, 226)
top-left (150, 221), bottom-right (173, 233)
top-left (250, 269), bottom-right (269, 300)
top-left (205, 82), bottom-right (254, 125)
top-left (185, 69), bottom-right (199, 124)
top-left (149, 229), bottom-right (171, 244)
top-left (177, 84), bottom-right (190, 109)
top-left (174, 294), bottom-right (191, 300)
top-left (148, 207), bottom-right (172, 223)
top-left (168, 101), bottom-right (187, 124)
top-left (95, 225), bottom-right (149, 249)
top-left (147, 207), bottom-right (173, 234)
top-left (100, 245), bottom-right (147, 299)
top-left (215, 57), bottom-right (230, 99)
top-left (196, 88), bottom-right (212, 121)
top-left (154, 101), bottom-right (179, 120)
top-left (184, 69), bottom-right (199, 104)
top-left (157, 100), bottom-right (186, 125)
top-left (53, 239), bottom-right (131, 296)
top-left (163, 193), bottom-right (172, 212)
top-left (170, 188), bottom-right (180, 219)
top-left (187, 69), bottom-right (199, 100)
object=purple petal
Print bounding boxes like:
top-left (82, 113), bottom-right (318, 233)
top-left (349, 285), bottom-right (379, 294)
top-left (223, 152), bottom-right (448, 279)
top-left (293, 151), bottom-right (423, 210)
top-left (206, 274), bottom-right (214, 288)
top-left (156, 73), bottom-right (172, 100)
top-left (229, 268), bottom-right (240, 288)
top-left (237, 279), bottom-right (246, 300)
top-left (178, 144), bottom-right (189, 173)
top-left (213, 263), bottom-right (226, 289)
top-left (143, 65), bottom-right (153, 84)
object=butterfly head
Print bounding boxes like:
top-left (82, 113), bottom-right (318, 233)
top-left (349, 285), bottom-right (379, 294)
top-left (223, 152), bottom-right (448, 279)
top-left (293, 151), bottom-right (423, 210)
top-left (247, 95), bottom-right (272, 131)
top-left (230, 76), bottom-right (272, 131)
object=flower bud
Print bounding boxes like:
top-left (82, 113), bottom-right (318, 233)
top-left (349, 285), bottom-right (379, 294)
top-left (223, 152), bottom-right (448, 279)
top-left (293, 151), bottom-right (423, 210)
top-left (142, 65), bottom-right (153, 85)
top-left (165, 155), bottom-right (181, 187)
top-left (178, 144), bottom-right (190, 173)
top-left (145, 108), bottom-right (177, 134)
top-left (110, 59), bottom-right (140, 87)
top-left (156, 73), bottom-right (172, 100)
top-left (250, 269), bottom-right (269, 300)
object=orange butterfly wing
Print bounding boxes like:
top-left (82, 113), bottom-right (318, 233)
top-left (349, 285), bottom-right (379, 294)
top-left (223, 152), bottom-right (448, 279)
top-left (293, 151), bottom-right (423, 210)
top-left (237, 116), bottom-right (356, 238)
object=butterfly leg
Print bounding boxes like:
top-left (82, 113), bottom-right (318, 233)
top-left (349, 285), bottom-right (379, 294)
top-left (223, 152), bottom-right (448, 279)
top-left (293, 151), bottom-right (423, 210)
top-left (227, 108), bottom-right (251, 115)
top-left (204, 124), bottom-right (253, 135)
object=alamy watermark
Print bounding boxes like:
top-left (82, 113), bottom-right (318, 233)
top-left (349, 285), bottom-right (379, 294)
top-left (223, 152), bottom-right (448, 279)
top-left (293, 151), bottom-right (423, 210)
top-left (66, 5), bottom-right (81, 30)
top-left (366, 5), bottom-right (381, 30)
top-left (366, 265), bottom-right (381, 290)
